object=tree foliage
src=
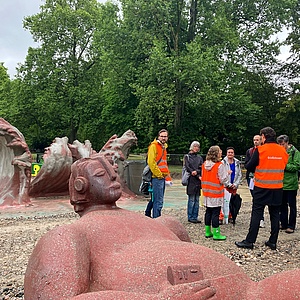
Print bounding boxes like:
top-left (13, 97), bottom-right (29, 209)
top-left (1, 0), bottom-right (299, 153)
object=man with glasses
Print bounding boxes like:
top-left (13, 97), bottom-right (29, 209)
top-left (277, 134), bottom-right (300, 234)
top-left (145, 129), bottom-right (172, 218)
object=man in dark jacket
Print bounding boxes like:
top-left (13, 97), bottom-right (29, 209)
top-left (235, 127), bottom-right (288, 250)
top-left (245, 135), bottom-right (265, 228)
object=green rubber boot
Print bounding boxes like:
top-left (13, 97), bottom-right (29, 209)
top-left (212, 227), bottom-right (226, 240)
top-left (205, 225), bottom-right (213, 238)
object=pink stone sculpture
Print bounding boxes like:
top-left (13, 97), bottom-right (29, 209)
top-left (99, 129), bottom-right (138, 198)
top-left (29, 137), bottom-right (73, 197)
top-left (68, 139), bottom-right (96, 161)
top-left (29, 130), bottom-right (137, 198)
top-left (0, 118), bottom-right (32, 207)
top-left (24, 153), bottom-right (300, 299)
top-left (0, 118), bottom-right (137, 205)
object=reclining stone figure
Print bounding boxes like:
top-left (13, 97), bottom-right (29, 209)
top-left (24, 153), bottom-right (300, 299)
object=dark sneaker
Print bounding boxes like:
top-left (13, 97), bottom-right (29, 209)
top-left (188, 219), bottom-right (201, 224)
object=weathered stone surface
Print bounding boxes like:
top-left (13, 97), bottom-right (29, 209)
top-left (25, 153), bottom-right (300, 300)
top-left (0, 117), bottom-right (138, 203)
top-left (99, 129), bottom-right (138, 198)
top-left (68, 139), bottom-right (96, 161)
top-left (29, 137), bottom-right (73, 197)
top-left (0, 118), bottom-right (31, 207)
top-left (29, 130), bottom-right (137, 198)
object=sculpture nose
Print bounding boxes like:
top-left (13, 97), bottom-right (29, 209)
top-left (110, 172), bottom-right (117, 181)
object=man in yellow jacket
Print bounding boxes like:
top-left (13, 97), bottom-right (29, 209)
top-left (145, 129), bottom-right (172, 218)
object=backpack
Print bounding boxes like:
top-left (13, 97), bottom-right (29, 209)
top-left (139, 151), bottom-right (164, 195)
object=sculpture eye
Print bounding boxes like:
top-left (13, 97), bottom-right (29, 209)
top-left (92, 168), bottom-right (106, 177)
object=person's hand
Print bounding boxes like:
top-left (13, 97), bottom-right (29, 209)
top-left (191, 170), bottom-right (197, 176)
top-left (165, 180), bottom-right (173, 187)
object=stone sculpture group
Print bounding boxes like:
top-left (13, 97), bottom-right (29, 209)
top-left (0, 118), bottom-right (137, 206)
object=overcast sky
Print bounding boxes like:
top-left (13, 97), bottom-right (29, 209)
top-left (1, 0), bottom-right (290, 79)
top-left (0, 0), bottom-right (41, 78)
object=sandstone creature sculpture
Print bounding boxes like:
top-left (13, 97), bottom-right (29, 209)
top-left (29, 130), bottom-right (137, 198)
top-left (24, 153), bottom-right (300, 299)
top-left (0, 118), bottom-right (32, 206)
top-left (29, 137), bottom-right (73, 197)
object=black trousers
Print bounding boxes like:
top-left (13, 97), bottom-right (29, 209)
top-left (246, 201), bottom-right (280, 244)
top-left (205, 206), bottom-right (221, 228)
top-left (280, 190), bottom-right (297, 230)
top-left (247, 178), bottom-right (264, 221)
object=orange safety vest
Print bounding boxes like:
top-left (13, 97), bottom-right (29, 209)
top-left (254, 143), bottom-right (288, 189)
top-left (155, 142), bottom-right (169, 175)
top-left (201, 161), bottom-right (224, 198)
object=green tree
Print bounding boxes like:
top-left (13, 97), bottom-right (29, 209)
top-left (92, 1), bottom-right (140, 144)
top-left (15, 0), bottom-right (104, 149)
top-left (276, 91), bottom-right (300, 145)
top-left (122, 0), bottom-right (295, 152)
top-left (0, 63), bottom-right (12, 120)
top-left (8, 0), bottom-right (297, 153)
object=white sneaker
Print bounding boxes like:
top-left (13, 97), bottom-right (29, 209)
top-left (259, 220), bottom-right (265, 228)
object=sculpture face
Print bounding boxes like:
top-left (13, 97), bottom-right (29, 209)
top-left (70, 154), bottom-right (122, 211)
top-left (87, 155), bottom-right (122, 203)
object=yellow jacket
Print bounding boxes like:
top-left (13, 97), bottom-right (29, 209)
top-left (147, 139), bottom-right (171, 180)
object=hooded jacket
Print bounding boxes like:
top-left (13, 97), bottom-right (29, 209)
top-left (201, 160), bottom-right (228, 207)
top-left (283, 145), bottom-right (300, 190)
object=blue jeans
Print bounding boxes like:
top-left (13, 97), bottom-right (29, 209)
top-left (187, 194), bottom-right (200, 221)
top-left (152, 178), bottom-right (166, 218)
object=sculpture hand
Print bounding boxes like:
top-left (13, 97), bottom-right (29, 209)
top-left (159, 280), bottom-right (216, 300)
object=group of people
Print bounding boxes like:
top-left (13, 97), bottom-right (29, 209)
top-left (144, 127), bottom-right (300, 249)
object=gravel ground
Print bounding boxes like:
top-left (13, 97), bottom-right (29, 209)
top-left (1, 198), bottom-right (300, 299)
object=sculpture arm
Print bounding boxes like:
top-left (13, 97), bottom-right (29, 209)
top-left (155, 215), bottom-right (192, 242)
top-left (70, 280), bottom-right (216, 300)
top-left (24, 225), bottom-right (90, 299)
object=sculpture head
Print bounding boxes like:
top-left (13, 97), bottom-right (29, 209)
top-left (69, 153), bottom-right (122, 216)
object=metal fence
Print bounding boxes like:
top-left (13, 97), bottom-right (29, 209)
top-left (167, 154), bottom-right (246, 167)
